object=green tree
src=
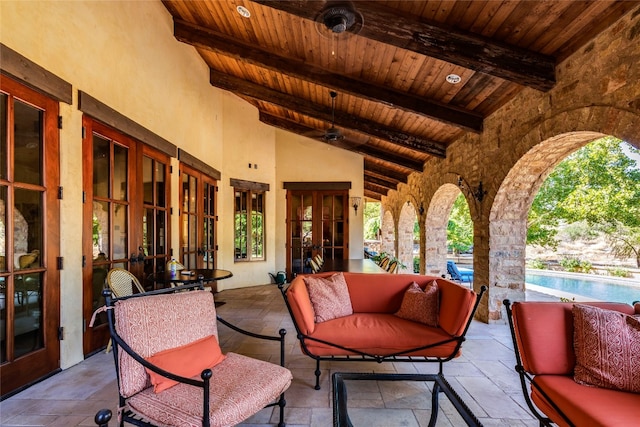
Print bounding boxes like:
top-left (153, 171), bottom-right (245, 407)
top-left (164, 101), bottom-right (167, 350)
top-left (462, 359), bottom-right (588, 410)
top-left (363, 201), bottom-right (381, 240)
top-left (528, 137), bottom-right (640, 265)
top-left (607, 224), bottom-right (640, 268)
top-left (447, 194), bottom-right (473, 254)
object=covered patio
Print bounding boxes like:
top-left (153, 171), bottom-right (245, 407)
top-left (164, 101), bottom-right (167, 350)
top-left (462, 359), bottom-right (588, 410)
top-left (1, 0), bottom-right (639, 402)
top-left (1, 284), bottom-right (559, 426)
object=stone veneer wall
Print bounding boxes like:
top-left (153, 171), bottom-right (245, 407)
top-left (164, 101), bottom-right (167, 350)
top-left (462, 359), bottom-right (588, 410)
top-left (380, 6), bottom-right (640, 322)
top-left (397, 203), bottom-right (416, 273)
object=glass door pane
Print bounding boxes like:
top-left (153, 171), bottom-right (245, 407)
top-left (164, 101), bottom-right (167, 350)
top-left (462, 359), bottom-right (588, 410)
top-left (287, 189), bottom-right (349, 277)
top-left (141, 153), bottom-right (169, 282)
top-left (84, 120), bottom-right (135, 355)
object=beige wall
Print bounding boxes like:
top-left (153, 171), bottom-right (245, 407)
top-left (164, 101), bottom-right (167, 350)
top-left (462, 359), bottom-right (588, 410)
top-left (0, 0), bottom-right (364, 370)
top-left (274, 129), bottom-right (365, 272)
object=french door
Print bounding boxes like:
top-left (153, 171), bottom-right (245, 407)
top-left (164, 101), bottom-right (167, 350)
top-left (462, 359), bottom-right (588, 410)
top-left (179, 164), bottom-right (217, 270)
top-left (286, 190), bottom-right (348, 277)
top-left (0, 76), bottom-right (60, 396)
top-left (82, 118), bottom-right (170, 355)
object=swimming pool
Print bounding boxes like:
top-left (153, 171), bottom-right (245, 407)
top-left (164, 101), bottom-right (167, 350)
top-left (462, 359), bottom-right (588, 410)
top-left (526, 270), bottom-right (640, 304)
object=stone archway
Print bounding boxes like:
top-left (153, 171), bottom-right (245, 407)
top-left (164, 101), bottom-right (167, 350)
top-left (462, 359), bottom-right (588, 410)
top-left (488, 108), bottom-right (640, 322)
top-left (424, 183), bottom-right (466, 277)
top-left (398, 202), bottom-right (416, 273)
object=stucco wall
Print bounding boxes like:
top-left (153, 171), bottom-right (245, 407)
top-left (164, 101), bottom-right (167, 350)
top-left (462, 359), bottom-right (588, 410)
top-left (0, 0), bottom-right (364, 371)
top-left (274, 129), bottom-right (364, 274)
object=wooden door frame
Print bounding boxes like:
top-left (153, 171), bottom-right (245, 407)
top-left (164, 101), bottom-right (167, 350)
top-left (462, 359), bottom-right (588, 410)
top-left (0, 76), bottom-right (60, 396)
top-left (178, 163), bottom-right (218, 270)
top-left (81, 118), bottom-right (150, 355)
top-left (285, 186), bottom-right (350, 277)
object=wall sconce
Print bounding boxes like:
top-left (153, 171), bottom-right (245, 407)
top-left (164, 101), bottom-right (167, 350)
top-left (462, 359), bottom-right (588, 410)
top-left (457, 175), bottom-right (487, 202)
top-left (350, 196), bottom-right (361, 215)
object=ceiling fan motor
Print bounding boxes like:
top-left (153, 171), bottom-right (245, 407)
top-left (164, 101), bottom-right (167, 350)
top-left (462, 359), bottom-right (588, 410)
top-left (322, 6), bottom-right (356, 33)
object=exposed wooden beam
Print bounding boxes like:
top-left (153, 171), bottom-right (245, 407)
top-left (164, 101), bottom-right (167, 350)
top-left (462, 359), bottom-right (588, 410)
top-left (251, 0), bottom-right (556, 91)
top-left (364, 190), bottom-right (383, 201)
top-left (259, 112), bottom-right (424, 172)
top-left (174, 18), bottom-right (482, 132)
top-left (364, 160), bottom-right (408, 184)
top-left (365, 182), bottom-right (390, 197)
top-left (364, 173), bottom-right (399, 191)
top-left (212, 70), bottom-right (446, 158)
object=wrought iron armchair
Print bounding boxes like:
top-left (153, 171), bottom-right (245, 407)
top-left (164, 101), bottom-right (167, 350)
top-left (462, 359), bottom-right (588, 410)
top-left (105, 283), bottom-right (292, 426)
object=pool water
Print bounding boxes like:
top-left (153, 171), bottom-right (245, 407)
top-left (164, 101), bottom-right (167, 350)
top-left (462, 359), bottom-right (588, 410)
top-left (526, 271), bottom-right (640, 304)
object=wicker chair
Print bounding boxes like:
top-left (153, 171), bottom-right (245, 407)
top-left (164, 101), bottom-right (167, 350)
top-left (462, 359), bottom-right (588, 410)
top-left (104, 268), bottom-right (145, 353)
top-left (104, 284), bottom-right (292, 427)
top-left (309, 258), bottom-right (321, 273)
top-left (386, 260), bottom-right (398, 274)
top-left (107, 268), bottom-right (145, 297)
top-left (313, 254), bottom-right (324, 268)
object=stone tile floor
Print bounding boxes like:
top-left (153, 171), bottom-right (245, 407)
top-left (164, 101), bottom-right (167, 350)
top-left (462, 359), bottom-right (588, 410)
top-left (1, 285), bottom-right (558, 426)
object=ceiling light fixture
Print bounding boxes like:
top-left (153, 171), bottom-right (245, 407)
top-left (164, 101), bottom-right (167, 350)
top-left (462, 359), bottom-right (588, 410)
top-left (236, 5), bottom-right (251, 18)
top-left (446, 74), bottom-right (461, 84)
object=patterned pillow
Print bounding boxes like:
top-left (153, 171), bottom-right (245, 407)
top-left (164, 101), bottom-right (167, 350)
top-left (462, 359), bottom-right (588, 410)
top-left (304, 272), bottom-right (353, 323)
top-left (394, 281), bottom-right (439, 327)
top-left (573, 304), bottom-right (640, 393)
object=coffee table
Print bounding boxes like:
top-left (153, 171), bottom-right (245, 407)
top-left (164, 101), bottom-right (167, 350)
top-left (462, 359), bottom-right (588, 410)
top-left (332, 372), bottom-right (483, 427)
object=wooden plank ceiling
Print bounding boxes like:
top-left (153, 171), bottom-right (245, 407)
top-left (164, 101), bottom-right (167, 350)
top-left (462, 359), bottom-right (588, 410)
top-left (162, 0), bottom-right (635, 200)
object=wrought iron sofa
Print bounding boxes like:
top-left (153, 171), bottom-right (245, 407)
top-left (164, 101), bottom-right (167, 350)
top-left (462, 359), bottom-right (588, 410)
top-left (280, 272), bottom-right (485, 425)
top-left (104, 284), bottom-right (292, 427)
top-left (505, 299), bottom-right (640, 427)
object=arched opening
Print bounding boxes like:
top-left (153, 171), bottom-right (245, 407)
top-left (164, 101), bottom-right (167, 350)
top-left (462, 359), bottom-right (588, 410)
top-left (489, 131), bottom-right (608, 321)
top-left (425, 184), bottom-right (465, 277)
top-left (524, 136), bottom-right (639, 298)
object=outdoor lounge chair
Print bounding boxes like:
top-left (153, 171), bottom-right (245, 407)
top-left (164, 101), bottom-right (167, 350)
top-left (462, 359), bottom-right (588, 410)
top-left (104, 283), bottom-right (292, 427)
top-left (447, 260), bottom-right (473, 283)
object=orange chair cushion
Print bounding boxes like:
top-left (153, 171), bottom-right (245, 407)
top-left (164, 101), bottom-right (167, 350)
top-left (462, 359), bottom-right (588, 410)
top-left (394, 281), bottom-right (439, 327)
top-left (511, 301), bottom-right (635, 375)
top-left (532, 374), bottom-right (640, 427)
top-left (131, 352), bottom-right (292, 427)
top-left (145, 335), bottom-right (225, 393)
top-left (573, 304), bottom-right (640, 393)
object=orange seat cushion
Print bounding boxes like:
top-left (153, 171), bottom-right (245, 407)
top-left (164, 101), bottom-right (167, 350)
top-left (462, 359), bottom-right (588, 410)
top-left (532, 375), bottom-right (640, 427)
top-left (145, 335), bottom-right (225, 393)
top-left (304, 313), bottom-right (459, 358)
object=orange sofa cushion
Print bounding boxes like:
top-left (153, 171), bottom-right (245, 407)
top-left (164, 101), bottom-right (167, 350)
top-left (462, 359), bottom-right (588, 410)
top-left (145, 335), bottom-right (225, 393)
top-left (305, 313), bottom-right (460, 357)
top-left (532, 375), bottom-right (640, 427)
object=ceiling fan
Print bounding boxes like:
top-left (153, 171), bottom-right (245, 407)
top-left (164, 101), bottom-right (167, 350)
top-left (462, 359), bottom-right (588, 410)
top-left (314, 2), bottom-right (363, 37)
top-left (322, 91), bottom-right (344, 141)
top-left (306, 90), bottom-right (344, 142)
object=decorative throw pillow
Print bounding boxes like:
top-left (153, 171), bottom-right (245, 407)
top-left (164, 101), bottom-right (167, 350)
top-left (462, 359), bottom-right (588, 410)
top-left (394, 281), bottom-right (439, 327)
top-left (145, 335), bottom-right (226, 393)
top-left (573, 304), bottom-right (640, 393)
top-left (304, 272), bottom-right (353, 323)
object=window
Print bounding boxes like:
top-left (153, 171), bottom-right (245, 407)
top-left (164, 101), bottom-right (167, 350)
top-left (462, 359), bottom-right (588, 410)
top-left (234, 188), bottom-right (265, 261)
